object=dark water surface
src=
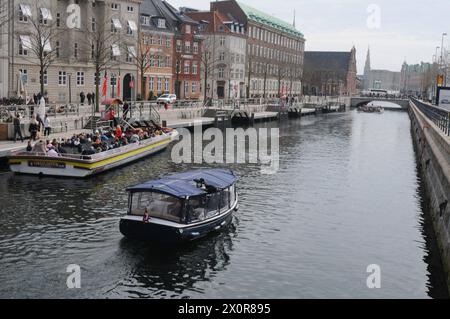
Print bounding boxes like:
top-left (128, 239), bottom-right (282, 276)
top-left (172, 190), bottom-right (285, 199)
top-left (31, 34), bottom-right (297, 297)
top-left (0, 110), bottom-right (448, 298)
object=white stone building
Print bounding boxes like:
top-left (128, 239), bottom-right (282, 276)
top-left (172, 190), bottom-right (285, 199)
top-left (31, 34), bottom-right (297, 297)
top-left (4, 0), bottom-right (141, 103)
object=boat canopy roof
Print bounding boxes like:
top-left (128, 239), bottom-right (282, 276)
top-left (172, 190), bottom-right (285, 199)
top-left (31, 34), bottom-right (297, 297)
top-left (126, 169), bottom-right (237, 198)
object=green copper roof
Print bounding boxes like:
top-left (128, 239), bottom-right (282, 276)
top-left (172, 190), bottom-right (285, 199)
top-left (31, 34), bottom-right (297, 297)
top-left (237, 1), bottom-right (304, 38)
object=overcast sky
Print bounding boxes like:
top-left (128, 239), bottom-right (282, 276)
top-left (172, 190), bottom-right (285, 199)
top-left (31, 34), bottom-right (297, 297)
top-left (169, 0), bottom-right (449, 73)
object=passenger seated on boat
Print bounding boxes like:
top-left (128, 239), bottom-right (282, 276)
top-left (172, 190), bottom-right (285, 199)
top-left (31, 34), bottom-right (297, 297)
top-left (47, 147), bottom-right (59, 157)
top-left (130, 134), bottom-right (139, 143)
top-left (31, 140), bottom-right (47, 155)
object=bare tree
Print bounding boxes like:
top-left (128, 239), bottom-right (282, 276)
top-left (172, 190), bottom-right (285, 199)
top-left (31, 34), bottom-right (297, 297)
top-left (82, 14), bottom-right (121, 111)
top-left (127, 39), bottom-right (152, 101)
top-left (0, 0), bottom-right (12, 29)
top-left (21, 2), bottom-right (61, 97)
top-left (199, 36), bottom-right (221, 101)
top-left (246, 52), bottom-right (253, 98)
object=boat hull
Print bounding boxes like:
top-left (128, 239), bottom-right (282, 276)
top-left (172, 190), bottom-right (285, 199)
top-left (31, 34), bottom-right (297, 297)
top-left (119, 205), bottom-right (237, 244)
top-left (9, 135), bottom-right (173, 178)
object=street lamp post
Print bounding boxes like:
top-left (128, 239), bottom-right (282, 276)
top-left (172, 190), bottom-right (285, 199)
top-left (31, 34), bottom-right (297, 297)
top-left (441, 33), bottom-right (447, 66)
top-left (68, 73), bottom-right (72, 104)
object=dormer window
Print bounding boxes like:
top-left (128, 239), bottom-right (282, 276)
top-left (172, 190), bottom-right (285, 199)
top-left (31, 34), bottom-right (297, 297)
top-left (157, 19), bottom-right (166, 29)
top-left (141, 15), bottom-right (150, 26)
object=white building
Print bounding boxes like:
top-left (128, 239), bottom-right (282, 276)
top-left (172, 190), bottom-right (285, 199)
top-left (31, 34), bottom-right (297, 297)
top-left (4, 0), bottom-right (141, 103)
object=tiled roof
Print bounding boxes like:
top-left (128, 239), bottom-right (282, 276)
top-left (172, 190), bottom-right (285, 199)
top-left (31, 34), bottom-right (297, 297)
top-left (304, 52), bottom-right (352, 73)
top-left (237, 1), bottom-right (303, 38)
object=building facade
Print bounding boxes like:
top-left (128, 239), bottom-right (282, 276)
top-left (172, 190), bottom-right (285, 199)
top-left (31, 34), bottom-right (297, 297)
top-left (210, 0), bottom-right (305, 98)
top-left (0, 1), bottom-right (10, 98)
top-left (400, 62), bottom-right (435, 97)
top-left (161, 1), bottom-right (202, 100)
top-left (186, 10), bottom-right (247, 100)
top-left (139, 0), bottom-right (175, 100)
top-left (302, 48), bottom-right (357, 96)
top-left (363, 48), bottom-right (401, 92)
top-left (5, 0), bottom-right (141, 103)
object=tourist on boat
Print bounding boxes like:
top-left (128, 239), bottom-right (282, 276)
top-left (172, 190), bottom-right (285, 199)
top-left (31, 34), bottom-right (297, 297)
top-left (26, 141), bottom-right (32, 152)
top-left (115, 125), bottom-right (123, 139)
top-left (31, 140), bottom-right (46, 154)
top-left (28, 117), bottom-right (39, 141)
top-left (47, 147), bottom-right (59, 157)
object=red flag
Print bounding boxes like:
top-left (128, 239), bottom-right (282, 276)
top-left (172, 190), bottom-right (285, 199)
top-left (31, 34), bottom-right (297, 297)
top-left (117, 75), bottom-right (121, 98)
top-left (129, 79), bottom-right (134, 89)
top-left (102, 73), bottom-right (108, 97)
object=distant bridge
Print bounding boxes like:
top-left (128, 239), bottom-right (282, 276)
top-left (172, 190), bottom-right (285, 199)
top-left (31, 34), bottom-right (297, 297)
top-left (350, 97), bottom-right (410, 109)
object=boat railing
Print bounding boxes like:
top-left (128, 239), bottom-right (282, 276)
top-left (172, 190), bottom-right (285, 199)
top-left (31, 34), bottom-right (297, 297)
top-left (13, 134), bottom-right (170, 162)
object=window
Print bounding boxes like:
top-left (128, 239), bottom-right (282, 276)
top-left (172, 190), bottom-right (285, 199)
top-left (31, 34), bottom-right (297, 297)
top-left (193, 42), bottom-right (198, 54)
top-left (56, 13), bottom-right (61, 27)
top-left (19, 69), bottom-right (28, 84)
top-left (192, 82), bottom-right (197, 93)
top-left (39, 8), bottom-right (52, 25)
top-left (157, 78), bottom-right (162, 91)
top-left (192, 62), bottom-right (198, 75)
top-left (185, 25), bottom-right (191, 34)
top-left (127, 6), bottom-right (134, 12)
top-left (219, 36), bottom-right (225, 46)
top-left (76, 71), bottom-right (85, 86)
top-left (126, 46), bottom-right (135, 63)
top-left (110, 75), bottom-right (117, 86)
top-left (218, 68), bottom-right (224, 78)
top-left (111, 19), bottom-right (122, 33)
top-left (157, 35), bottom-right (162, 45)
top-left (42, 70), bottom-right (48, 86)
top-left (130, 193), bottom-right (182, 223)
top-left (111, 3), bottom-right (120, 10)
top-left (219, 52), bottom-right (225, 61)
top-left (58, 71), bottom-right (67, 86)
top-left (184, 81), bottom-right (189, 93)
top-left (157, 19), bottom-right (166, 28)
top-left (141, 15), bottom-right (150, 26)
top-left (184, 61), bottom-right (190, 74)
top-left (56, 41), bottom-right (60, 58)
top-left (18, 4), bottom-right (31, 23)
top-left (184, 41), bottom-right (190, 53)
top-left (91, 18), bottom-right (96, 32)
top-left (166, 37), bottom-right (171, 48)
top-left (74, 43), bottom-right (78, 58)
top-left (176, 40), bottom-right (182, 52)
top-left (149, 77), bottom-right (154, 91)
top-left (18, 37), bottom-right (29, 56)
top-left (165, 78), bottom-right (169, 92)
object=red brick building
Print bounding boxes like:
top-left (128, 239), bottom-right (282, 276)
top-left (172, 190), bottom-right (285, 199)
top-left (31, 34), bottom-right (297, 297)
top-left (302, 47), bottom-right (357, 96)
top-left (162, 2), bottom-right (202, 100)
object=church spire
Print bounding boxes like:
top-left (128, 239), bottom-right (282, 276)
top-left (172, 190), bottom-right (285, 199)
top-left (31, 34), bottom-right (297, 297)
top-left (364, 46), bottom-right (371, 75)
top-left (293, 9), bottom-right (296, 28)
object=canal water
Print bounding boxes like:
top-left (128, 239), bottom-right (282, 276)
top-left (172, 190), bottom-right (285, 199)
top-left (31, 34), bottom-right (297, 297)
top-left (0, 110), bottom-right (448, 298)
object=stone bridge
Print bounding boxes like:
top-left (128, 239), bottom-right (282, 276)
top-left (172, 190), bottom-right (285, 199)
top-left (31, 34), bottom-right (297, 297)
top-left (350, 97), bottom-right (410, 109)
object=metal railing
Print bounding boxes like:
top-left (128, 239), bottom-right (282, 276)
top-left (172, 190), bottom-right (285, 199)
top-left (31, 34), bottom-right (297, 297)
top-left (412, 98), bottom-right (450, 136)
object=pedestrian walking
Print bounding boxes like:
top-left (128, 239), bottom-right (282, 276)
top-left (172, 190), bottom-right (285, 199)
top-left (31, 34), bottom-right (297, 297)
top-left (13, 114), bottom-right (24, 143)
top-left (44, 114), bottom-right (51, 137)
top-left (80, 92), bottom-right (86, 104)
top-left (87, 93), bottom-right (92, 105)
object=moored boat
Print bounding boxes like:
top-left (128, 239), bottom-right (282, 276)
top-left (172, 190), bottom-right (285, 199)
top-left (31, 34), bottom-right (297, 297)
top-left (119, 169), bottom-right (239, 243)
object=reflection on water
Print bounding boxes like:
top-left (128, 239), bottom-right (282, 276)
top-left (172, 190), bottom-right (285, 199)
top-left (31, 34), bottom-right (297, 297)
top-left (0, 110), bottom-right (447, 298)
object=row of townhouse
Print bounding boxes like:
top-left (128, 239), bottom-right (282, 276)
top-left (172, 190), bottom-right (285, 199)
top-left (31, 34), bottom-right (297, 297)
top-left (0, 0), bottom-right (305, 103)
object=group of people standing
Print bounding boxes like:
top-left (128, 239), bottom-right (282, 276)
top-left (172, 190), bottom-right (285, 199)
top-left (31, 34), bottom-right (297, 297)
top-left (13, 113), bottom-right (52, 143)
top-left (79, 92), bottom-right (96, 105)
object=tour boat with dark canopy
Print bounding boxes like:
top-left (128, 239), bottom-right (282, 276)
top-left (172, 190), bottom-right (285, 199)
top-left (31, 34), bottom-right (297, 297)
top-left (119, 169), bottom-right (239, 243)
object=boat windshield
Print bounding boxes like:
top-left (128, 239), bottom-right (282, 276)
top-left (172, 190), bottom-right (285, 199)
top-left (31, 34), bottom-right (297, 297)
top-left (187, 185), bottom-right (236, 224)
top-left (130, 192), bottom-right (182, 222)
